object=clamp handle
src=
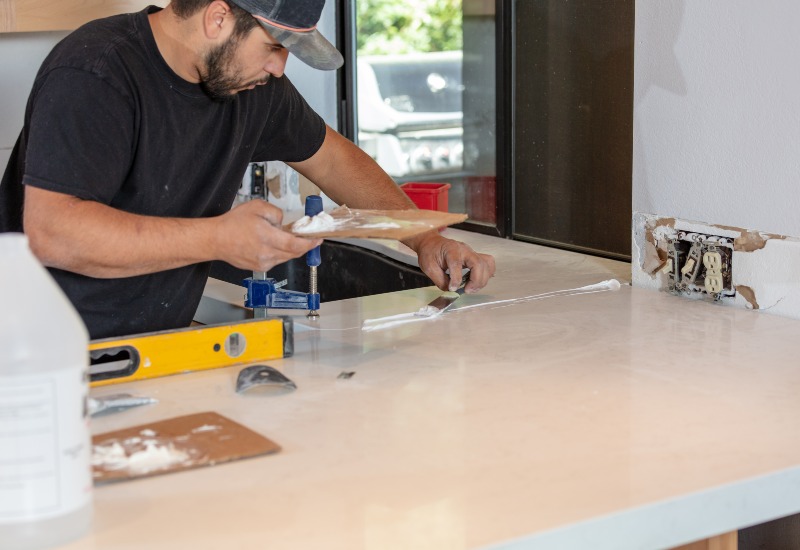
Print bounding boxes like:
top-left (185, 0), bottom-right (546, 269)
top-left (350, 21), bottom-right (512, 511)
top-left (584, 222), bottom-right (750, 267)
top-left (305, 195), bottom-right (323, 267)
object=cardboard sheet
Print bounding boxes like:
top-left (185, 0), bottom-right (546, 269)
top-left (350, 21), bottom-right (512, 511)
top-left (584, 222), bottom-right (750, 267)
top-left (92, 411), bottom-right (280, 483)
top-left (284, 206), bottom-right (468, 239)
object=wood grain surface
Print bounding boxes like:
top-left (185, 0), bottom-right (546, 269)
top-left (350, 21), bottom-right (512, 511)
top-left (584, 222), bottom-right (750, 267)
top-left (1, 0), bottom-right (165, 32)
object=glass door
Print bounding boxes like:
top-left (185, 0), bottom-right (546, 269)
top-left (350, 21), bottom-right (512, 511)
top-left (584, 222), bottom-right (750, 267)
top-left (347, 0), bottom-right (501, 232)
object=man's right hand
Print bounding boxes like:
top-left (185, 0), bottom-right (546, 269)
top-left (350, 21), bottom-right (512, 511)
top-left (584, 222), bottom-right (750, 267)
top-left (213, 199), bottom-right (322, 272)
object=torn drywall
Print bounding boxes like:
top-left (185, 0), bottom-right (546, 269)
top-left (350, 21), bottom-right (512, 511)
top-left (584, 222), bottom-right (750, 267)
top-left (632, 212), bottom-right (800, 321)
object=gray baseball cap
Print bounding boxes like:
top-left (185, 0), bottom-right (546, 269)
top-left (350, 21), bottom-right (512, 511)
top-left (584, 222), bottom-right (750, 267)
top-left (229, 0), bottom-right (343, 70)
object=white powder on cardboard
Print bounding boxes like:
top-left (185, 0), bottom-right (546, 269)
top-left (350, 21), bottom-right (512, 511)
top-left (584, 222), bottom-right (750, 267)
top-left (92, 440), bottom-right (191, 475)
top-left (192, 424), bottom-right (221, 433)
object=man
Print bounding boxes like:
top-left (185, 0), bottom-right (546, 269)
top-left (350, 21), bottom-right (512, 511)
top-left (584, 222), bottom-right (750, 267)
top-left (0, 0), bottom-right (495, 339)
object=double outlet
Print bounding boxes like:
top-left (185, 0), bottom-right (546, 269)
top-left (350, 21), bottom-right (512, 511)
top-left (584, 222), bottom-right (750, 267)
top-left (664, 232), bottom-right (734, 300)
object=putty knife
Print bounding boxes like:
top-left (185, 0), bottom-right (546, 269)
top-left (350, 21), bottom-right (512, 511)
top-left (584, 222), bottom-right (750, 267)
top-left (423, 271), bottom-right (470, 315)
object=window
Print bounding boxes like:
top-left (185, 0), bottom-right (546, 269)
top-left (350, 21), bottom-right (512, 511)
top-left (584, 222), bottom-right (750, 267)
top-left (350, 0), bottom-right (500, 230)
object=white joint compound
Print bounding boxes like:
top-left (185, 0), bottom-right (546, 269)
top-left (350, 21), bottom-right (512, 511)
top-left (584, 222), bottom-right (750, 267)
top-left (292, 211), bottom-right (337, 234)
top-left (292, 210), bottom-right (401, 234)
top-left (361, 279), bottom-right (622, 332)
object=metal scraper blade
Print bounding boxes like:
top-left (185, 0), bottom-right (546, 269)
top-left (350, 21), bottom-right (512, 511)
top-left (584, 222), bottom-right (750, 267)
top-left (419, 271), bottom-right (470, 316)
top-left (425, 294), bottom-right (461, 314)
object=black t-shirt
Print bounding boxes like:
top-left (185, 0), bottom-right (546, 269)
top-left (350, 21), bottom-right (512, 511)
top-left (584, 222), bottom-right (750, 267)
top-left (0, 6), bottom-right (326, 339)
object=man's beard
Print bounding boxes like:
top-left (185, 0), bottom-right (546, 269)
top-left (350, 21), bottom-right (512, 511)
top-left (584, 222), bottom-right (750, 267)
top-left (200, 37), bottom-right (269, 102)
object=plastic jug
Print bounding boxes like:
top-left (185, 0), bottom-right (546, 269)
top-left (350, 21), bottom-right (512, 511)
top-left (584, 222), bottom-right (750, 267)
top-left (0, 233), bottom-right (92, 549)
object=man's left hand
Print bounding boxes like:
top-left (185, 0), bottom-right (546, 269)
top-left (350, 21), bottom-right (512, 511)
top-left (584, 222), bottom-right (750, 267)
top-left (404, 231), bottom-right (496, 293)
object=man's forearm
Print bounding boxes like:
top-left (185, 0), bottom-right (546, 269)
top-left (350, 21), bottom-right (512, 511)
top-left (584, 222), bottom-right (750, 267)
top-left (289, 125), bottom-right (417, 212)
top-left (24, 185), bottom-right (322, 278)
top-left (24, 186), bottom-right (221, 278)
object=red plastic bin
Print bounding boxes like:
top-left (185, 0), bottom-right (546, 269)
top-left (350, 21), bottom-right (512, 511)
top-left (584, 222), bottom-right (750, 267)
top-left (400, 182), bottom-right (451, 212)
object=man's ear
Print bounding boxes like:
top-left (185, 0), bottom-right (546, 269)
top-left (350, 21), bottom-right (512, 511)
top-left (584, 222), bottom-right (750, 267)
top-left (202, 0), bottom-right (233, 40)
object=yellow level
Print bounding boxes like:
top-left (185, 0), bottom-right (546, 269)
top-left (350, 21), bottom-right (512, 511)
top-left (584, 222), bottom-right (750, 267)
top-left (89, 317), bottom-right (292, 387)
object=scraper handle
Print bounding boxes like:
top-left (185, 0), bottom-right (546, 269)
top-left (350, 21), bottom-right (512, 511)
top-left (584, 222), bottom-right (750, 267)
top-left (305, 195), bottom-right (322, 267)
top-left (456, 270), bottom-right (470, 294)
top-left (444, 268), bottom-right (470, 294)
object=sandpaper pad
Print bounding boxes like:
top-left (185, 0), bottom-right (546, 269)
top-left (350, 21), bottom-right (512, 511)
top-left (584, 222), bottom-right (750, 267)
top-left (92, 411), bottom-right (280, 484)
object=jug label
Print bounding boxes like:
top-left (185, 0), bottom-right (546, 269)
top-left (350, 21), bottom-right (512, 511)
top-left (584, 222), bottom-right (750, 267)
top-left (0, 367), bottom-right (91, 522)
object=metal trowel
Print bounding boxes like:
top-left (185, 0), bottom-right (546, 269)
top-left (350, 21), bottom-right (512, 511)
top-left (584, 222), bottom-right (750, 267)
top-left (88, 393), bottom-right (158, 417)
top-left (236, 364), bottom-right (297, 394)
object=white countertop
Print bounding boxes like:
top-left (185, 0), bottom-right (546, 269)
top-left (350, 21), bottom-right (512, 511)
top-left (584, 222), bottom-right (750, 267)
top-left (71, 229), bottom-right (800, 550)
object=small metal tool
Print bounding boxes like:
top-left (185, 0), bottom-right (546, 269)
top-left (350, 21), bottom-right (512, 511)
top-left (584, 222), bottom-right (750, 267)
top-left (236, 364), bottom-right (297, 394)
top-left (88, 393), bottom-right (158, 417)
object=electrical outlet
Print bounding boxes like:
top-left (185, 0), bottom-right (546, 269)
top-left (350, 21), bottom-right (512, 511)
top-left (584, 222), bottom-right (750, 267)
top-left (665, 231), bottom-right (734, 300)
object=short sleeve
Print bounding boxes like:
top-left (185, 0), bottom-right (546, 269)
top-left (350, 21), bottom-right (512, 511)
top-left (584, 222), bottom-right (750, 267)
top-left (23, 67), bottom-right (135, 204)
top-left (251, 76), bottom-right (327, 163)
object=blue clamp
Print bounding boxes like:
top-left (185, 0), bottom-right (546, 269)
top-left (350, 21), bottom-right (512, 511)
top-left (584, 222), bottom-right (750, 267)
top-left (243, 278), bottom-right (320, 311)
top-left (243, 195), bottom-right (324, 314)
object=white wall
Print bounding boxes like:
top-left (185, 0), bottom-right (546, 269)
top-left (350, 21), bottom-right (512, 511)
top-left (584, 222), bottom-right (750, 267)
top-left (284, 0), bottom-right (339, 126)
top-left (0, 32), bottom-right (69, 172)
top-left (634, 1), bottom-right (800, 237)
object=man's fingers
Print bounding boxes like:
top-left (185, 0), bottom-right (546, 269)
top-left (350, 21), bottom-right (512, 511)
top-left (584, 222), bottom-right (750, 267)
top-left (272, 229), bottom-right (322, 256)
top-left (250, 235), bottom-right (322, 272)
top-left (443, 243), bottom-right (490, 292)
top-left (446, 265), bottom-right (465, 292)
top-left (420, 257), bottom-right (449, 290)
top-left (463, 253), bottom-right (495, 293)
top-left (242, 199), bottom-right (284, 227)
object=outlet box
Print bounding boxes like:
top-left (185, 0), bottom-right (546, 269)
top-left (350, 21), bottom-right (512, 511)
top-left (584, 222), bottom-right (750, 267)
top-left (665, 231), bottom-right (734, 300)
top-left (633, 213), bottom-right (800, 320)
